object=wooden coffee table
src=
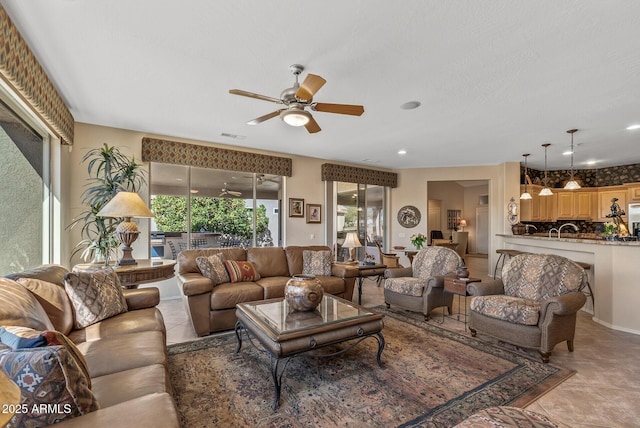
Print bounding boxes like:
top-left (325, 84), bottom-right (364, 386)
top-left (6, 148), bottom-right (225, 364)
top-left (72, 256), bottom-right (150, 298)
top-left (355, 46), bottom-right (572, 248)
top-left (235, 295), bottom-right (385, 409)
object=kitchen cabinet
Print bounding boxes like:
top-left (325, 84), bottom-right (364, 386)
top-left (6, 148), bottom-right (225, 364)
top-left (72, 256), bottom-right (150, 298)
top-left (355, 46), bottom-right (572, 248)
top-left (520, 185), bottom-right (555, 222)
top-left (598, 187), bottom-right (627, 221)
top-left (556, 190), bottom-right (596, 220)
top-left (538, 192), bottom-right (557, 221)
top-left (627, 184), bottom-right (640, 202)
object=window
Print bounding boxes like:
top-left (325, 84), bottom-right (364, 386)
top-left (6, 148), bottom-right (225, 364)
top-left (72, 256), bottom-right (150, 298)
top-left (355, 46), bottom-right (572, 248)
top-left (0, 99), bottom-right (50, 274)
top-left (149, 163), bottom-right (282, 259)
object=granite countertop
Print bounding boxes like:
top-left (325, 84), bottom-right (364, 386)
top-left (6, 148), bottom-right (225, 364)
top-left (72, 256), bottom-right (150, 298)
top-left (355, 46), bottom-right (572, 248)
top-left (497, 233), bottom-right (640, 246)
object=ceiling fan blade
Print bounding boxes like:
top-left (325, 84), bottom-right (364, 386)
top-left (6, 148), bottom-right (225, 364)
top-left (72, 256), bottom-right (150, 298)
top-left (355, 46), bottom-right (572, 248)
top-left (295, 74), bottom-right (326, 101)
top-left (247, 110), bottom-right (283, 125)
top-left (313, 103), bottom-right (364, 116)
top-left (305, 116), bottom-right (321, 134)
top-left (229, 89), bottom-right (282, 104)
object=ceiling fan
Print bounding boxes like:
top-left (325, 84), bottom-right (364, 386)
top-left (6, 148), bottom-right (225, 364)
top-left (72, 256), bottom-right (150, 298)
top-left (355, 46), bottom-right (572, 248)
top-left (219, 183), bottom-right (242, 197)
top-left (229, 64), bottom-right (364, 134)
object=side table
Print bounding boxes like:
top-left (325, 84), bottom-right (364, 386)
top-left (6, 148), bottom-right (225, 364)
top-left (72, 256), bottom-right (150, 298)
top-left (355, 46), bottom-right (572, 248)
top-left (441, 276), bottom-right (481, 330)
top-left (355, 263), bottom-right (387, 304)
top-left (73, 259), bottom-right (176, 289)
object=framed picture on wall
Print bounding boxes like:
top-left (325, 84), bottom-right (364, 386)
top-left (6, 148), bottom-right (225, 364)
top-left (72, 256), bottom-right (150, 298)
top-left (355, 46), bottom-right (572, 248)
top-left (289, 198), bottom-right (304, 217)
top-left (306, 204), bottom-right (321, 223)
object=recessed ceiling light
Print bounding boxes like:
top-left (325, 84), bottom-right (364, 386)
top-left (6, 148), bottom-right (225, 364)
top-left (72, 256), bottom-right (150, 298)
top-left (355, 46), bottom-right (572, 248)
top-left (398, 149), bottom-right (407, 155)
top-left (626, 124), bottom-right (640, 130)
top-left (400, 101), bottom-right (421, 110)
top-left (221, 132), bottom-right (247, 139)
top-left (562, 150), bottom-right (573, 156)
top-left (175, 178), bottom-right (183, 181)
top-left (361, 158), bottom-right (380, 163)
top-left (585, 160), bottom-right (598, 165)
top-left (190, 189), bottom-right (199, 194)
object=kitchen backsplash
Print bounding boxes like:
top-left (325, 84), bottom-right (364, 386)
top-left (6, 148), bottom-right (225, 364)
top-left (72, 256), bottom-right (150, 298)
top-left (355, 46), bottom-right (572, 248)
top-left (522, 162), bottom-right (640, 188)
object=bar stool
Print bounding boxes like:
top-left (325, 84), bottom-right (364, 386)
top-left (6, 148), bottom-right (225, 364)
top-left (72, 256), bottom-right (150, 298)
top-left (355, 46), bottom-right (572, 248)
top-left (574, 261), bottom-right (595, 310)
top-left (493, 249), bottom-right (525, 279)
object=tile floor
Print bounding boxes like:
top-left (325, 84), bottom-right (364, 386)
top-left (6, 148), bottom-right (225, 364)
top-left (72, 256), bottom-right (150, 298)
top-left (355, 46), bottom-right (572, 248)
top-left (158, 255), bottom-right (640, 427)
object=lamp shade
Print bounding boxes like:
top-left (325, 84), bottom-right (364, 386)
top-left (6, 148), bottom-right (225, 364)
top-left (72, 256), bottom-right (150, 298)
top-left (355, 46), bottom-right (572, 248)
top-left (342, 231), bottom-right (362, 249)
top-left (280, 109), bottom-right (311, 127)
top-left (97, 192), bottom-right (154, 218)
top-left (539, 187), bottom-right (554, 196)
top-left (458, 219), bottom-right (467, 227)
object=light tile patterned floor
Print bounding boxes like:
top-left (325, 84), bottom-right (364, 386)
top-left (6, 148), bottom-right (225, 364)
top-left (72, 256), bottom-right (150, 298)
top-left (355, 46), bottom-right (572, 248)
top-left (158, 255), bottom-right (640, 427)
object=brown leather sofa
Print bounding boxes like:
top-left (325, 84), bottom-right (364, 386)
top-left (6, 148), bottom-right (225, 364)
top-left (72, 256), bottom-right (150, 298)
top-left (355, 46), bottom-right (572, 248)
top-left (0, 264), bottom-right (180, 427)
top-left (177, 246), bottom-right (358, 335)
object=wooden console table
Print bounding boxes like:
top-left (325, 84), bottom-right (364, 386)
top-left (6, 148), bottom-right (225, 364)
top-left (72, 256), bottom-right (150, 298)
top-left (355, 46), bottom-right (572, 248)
top-left (73, 259), bottom-right (176, 289)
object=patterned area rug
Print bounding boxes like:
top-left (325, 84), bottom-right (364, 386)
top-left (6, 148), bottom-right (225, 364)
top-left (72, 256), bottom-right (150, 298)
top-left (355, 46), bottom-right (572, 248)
top-left (167, 307), bottom-right (573, 427)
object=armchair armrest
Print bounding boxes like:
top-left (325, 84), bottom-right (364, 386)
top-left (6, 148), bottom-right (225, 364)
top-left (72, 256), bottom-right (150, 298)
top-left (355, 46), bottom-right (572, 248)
top-left (331, 264), bottom-right (359, 278)
top-left (467, 279), bottom-right (504, 296)
top-left (385, 267), bottom-right (413, 278)
top-left (539, 291), bottom-right (587, 319)
top-left (122, 287), bottom-right (160, 310)
top-left (426, 275), bottom-right (448, 289)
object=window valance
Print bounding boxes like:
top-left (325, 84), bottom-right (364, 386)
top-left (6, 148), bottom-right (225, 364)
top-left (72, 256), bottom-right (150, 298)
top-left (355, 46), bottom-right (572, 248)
top-left (0, 7), bottom-right (74, 145)
top-left (141, 137), bottom-right (293, 177)
top-left (321, 163), bottom-right (397, 188)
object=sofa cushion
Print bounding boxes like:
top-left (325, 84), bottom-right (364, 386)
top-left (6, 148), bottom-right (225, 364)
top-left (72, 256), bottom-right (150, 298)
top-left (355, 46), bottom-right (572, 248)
top-left (383, 277), bottom-right (425, 297)
top-left (195, 253), bottom-right (229, 285)
top-left (247, 247), bottom-right (290, 277)
top-left (64, 268), bottom-right (128, 329)
top-left (224, 260), bottom-right (261, 283)
top-left (285, 246), bottom-right (333, 276)
top-left (302, 250), bottom-right (332, 276)
top-left (255, 277), bottom-right (290, 299)
top-left (178, 247), bottom-right (246, 275)
top-left (16, 277), bottom-right (74, 335)
top-left (67, 308), bottom-right (166, 343)
top-left (90, 363), bottom-right (170, 408)
top-left (210, 282), bottom-right (264, 311)
top-left (0, 344), bottom-right (99, 427)
top-left (0, 326), bottom-right (92, 387)
top-left (315, 275), bottom-right (346, 295)
top-left (75, 330), bottom-right (167, 378)
top-left (470, 295), bottom-right (541, 326)
top-left (0, 278), bottom-right (55, 331)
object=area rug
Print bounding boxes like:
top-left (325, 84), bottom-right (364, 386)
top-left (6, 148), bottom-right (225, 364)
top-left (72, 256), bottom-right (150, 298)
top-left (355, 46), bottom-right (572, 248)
top-left (167, 307), bottom-right (574, 427)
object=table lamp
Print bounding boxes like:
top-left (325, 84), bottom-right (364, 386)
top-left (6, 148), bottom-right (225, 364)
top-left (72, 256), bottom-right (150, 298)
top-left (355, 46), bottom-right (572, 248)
top-left (97, 191), bottom-right (154, 265)
top-left (458, 219), bottom-right (467, 231)
top-left (342, 231), bottom-right (362, 263)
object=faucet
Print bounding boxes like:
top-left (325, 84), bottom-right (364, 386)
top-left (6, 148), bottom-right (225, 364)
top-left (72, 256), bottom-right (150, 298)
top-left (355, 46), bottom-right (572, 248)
top-left (558, 223), bottom-right (579, 237)
top-left (524, 224), bottom-right (537, 235)
top-left (548, 228), bottom-right (559, 238)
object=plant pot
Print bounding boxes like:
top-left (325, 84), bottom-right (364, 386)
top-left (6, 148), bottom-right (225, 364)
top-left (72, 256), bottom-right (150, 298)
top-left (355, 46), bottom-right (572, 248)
top-left (285, 275), bottom-right (324, 312)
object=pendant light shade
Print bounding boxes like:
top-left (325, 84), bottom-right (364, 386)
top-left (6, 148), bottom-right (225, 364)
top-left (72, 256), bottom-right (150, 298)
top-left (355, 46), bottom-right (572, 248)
top-left (539, 143), bottom-right (553, 196)
top-left (564, 129), bottom-right (581, 190)
top-left (520, 153), bottom-right (532, 200)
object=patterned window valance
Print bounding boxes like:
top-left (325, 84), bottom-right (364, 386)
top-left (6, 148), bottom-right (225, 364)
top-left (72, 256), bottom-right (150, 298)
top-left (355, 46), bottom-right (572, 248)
top-left (141, 137), bottom-right (293, 177)
top-left (0, 7), bottom-right (74, 145)
top-left (321, 163), bottom-right (397, 188)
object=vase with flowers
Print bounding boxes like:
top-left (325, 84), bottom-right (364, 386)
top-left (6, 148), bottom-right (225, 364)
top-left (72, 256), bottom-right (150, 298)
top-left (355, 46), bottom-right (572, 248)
top-left (602, 222), bottom-right (618, 240)
top-left (410, 233), bottom-right (427, 249)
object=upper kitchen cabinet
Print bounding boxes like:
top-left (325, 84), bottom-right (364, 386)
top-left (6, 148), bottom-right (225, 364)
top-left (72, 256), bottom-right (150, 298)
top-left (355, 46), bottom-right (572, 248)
top-left (598, 187), bottom-right (628, 221)
top-left (556, 189), bottom-right (597, 220)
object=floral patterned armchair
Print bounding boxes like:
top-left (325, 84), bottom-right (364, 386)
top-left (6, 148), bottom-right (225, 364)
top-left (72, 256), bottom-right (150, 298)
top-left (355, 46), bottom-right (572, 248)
top-left (383, 246), bottom-right (462, 320)
top-left (468, 253), bottom-right (587, 363)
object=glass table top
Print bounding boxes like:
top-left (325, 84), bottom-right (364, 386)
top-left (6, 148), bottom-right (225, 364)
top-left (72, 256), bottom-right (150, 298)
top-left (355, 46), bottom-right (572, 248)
top-left (238, 295), bottom-right (375, 335)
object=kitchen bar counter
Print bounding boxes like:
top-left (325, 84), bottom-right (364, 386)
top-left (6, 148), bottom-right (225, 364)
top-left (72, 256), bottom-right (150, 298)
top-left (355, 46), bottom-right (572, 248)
top-left (496, 234), bottom-right (640, 335)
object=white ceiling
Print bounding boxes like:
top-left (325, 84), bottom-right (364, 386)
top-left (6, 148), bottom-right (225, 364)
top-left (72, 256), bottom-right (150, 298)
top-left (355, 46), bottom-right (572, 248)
top-left (2, 1), bottom-right (640, 171)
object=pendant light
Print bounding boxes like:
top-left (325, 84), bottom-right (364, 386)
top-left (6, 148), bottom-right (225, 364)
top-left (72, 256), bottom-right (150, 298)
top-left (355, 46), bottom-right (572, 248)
top-left (539, 143), bottom-right (553, 196)
top-left (520, 153), bottom-right (532, 200)
top-left (563, 129), bottom-right (581, 189)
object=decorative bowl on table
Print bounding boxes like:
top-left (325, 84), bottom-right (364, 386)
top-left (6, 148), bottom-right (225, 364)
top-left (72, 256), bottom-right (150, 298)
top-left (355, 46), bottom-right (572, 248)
top-left (285, 274), bottom-right (324, 311)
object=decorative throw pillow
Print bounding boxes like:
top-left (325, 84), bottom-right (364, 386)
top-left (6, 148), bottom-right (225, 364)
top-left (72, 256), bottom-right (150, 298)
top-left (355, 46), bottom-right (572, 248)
top-left (195, 253), bottom-right (229, 285)
top-left (302, 250), bottom-right (332, 276)
top-left (0, 326), bottom-right (92, 388)
top-left (63, 268), bottom-right (128, 329)
top-left (223, 260), bottom-right (261, 283)
top-left (0, 344), bottom-right (99, 427)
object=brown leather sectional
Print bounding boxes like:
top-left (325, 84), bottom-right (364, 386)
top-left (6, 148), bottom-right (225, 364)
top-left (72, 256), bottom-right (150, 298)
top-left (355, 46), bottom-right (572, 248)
top-left (177, 246), bottom-right (358, 335)
top-left (0, 264), bottom-right (180, 427)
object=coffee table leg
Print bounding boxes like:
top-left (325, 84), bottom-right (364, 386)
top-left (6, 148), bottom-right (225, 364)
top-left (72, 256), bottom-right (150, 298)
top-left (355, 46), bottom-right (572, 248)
top-left (375, 332), bottom-right (386, 367)
top-left (234, 321), bottom-right (244, 353)
top-left (270, 356), bottom-right (291, 410)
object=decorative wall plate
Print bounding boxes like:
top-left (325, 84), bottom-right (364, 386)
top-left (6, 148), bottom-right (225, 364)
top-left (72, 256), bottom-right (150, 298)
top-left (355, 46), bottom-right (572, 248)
top-left (397, 205), bottom-right (421, 228)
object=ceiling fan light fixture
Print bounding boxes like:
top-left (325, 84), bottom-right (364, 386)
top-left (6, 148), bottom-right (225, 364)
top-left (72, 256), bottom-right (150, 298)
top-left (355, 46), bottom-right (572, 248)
top-left (280, 108), bottom-right (311, 127)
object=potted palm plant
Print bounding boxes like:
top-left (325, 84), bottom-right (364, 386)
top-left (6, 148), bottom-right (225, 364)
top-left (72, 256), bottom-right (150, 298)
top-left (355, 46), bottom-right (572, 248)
top-left (68, 144), bottom-right (146, 265)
